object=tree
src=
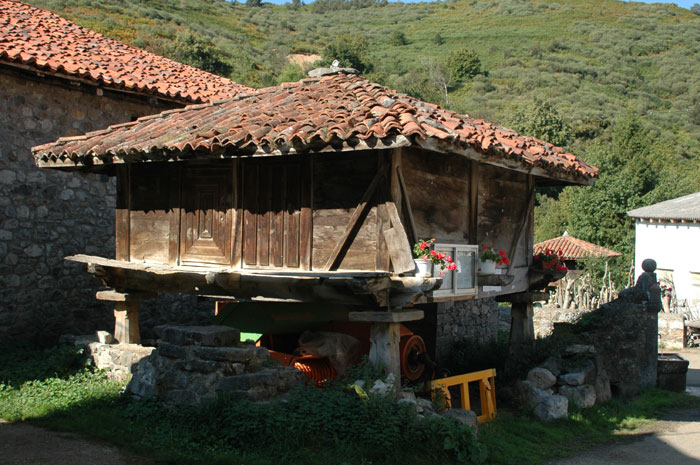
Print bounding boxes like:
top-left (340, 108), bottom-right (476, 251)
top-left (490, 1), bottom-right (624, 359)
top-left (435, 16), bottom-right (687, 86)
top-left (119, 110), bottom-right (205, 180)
top-left (389, 30), bottom-right (408, 46)
top-left (421, 56), bottom-right (452, 107)
top-left (445, 48), bottom-right (481, 81)
top-left (509, 99), bottom-right (572, 147)
top-left (691, 3), bottom-right (700, 15)
top-left (322, 34), bottom-right (373, 73)
top-left (247, 0), bottom-right (262, 6)
top-left (432, 32), bottom-right (444, 46)
top-left (168, 34), bottom-right (232, 77)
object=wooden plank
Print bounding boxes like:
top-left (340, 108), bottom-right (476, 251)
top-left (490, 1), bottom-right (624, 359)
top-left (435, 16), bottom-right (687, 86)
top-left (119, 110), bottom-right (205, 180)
top-left (257, 165), bottom-right (271, 266)
top-left (299, 158), bottom-right (313, 271)
top-left (286, 164), bottom-right (301, 268)
top-left (243, 164), bottom-right (258, 266)
top-left (115, 165), bottom-right (130, 261)
top-left (96, 290), bottom-right (155, 301)
top-left (168, 165), bottom-right (181, 266)
top-left (323, 166), bottom-right (385, 271)
top-left (375, 202), bottom-right (390, 272)
top-left (232, 160), bottom-right (243, 269)
top-left (270, 165), bottom-right (285, 268)
top-left (470, 160), bottom-right (479, 244)
top-left (384, 201), bottom-right (415, 274)
top-left (396, 166), bottom-right (418, 246)
top-left (390, 148), bottom-right (403, 222)
top-left (348, 310), bottom-right (424, 323)
top-left (507, 176), bottom-right (534, 274)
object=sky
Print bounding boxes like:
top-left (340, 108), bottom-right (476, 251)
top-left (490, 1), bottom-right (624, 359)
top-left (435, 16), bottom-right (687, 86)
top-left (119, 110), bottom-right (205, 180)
top-left (260, 0), bottom-right (697, 8)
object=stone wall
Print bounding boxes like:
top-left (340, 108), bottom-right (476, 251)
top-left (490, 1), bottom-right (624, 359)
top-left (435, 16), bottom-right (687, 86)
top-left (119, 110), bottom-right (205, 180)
top-left (127, 325), bottom-right (305, 405)
top-left (434, 298), bottom-right (500, 362)
top-left (533, 306), bottom-right (591, 338)
top-left (0, 70), bottom-right (210, 345)
top-left (658, 313), bottom-right (685, 349)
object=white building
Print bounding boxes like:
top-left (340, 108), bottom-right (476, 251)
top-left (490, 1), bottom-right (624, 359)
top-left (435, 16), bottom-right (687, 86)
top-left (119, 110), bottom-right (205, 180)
top-left (628, 192), bottom-right (700, 308)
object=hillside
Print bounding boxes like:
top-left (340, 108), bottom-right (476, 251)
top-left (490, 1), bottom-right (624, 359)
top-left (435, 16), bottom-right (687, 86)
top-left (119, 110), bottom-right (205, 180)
top-left (23, 0), bottom-right (700, 285)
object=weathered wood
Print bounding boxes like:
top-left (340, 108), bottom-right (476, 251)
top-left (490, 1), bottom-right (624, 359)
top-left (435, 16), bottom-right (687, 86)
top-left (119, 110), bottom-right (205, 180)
top-left (67, 254), bottom-right (441, 307)
top-left (349, 310), bottom-right (424, 323)
top-left (115, 165), bottom-right (130, 261)
top-left (231, 159), bottom-right (243, 269)
top-left (114, 300), bottom-right (140, 344)
top-left (323, 166), bottom-right (385, 271)
top-left (129, 164), bottom-right (173, 264)
top-left (243, 163), bottom-right (258, 266)
top-left (506, 176), bottom-right (534, 275)
top-left (375, 202), bottom-right (391, 272)
top-left (506, 302), bottom-right (534, 375)
top-left (96, 290), bottom-right (155, 301)
top-left (285, 164), bottom-right (301, 268)
top-left (390, 148), bottom-right (403, 223)
top-left (470, 161), bottom-right (479, 244)
top-left (383, 201), bottom-right (415, 274)
top-left (477, 274), bottom-right (515, 286)
top-left (369, 321), bottom-right (401, 385)
top-left (396, 165), bottom-right (418, 246)
top-left (168, 164), bottom-right (182, 266)
top-left (495, 291), bottom-right (548, 304)
top-left (299, 157), bottom-right (313, 271)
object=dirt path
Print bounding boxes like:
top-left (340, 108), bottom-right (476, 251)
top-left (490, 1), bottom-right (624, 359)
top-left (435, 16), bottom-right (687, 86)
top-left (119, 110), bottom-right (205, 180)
top-left (0, 420), bottom-right (154, 465)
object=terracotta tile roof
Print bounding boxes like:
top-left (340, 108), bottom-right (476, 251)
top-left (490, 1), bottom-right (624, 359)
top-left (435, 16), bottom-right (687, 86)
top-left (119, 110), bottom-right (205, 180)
top-left (535, 234), bottom-right (621, 260)
top-left (0, 0), bottom-right (252, 103)
top-left (627, 192), bottom-right (700, 221)
top-left (32, 70), bottom-right (599, 184)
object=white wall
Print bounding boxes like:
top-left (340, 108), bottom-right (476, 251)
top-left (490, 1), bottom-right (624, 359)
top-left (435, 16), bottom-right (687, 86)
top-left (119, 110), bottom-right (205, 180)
top-left (634, 221), bottom-right (700, 306)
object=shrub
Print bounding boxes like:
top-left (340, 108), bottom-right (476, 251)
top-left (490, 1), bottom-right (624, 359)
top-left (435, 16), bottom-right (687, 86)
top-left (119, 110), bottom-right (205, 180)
top-left (390, 30), bottom-right (408, 46)
top-left (446, 48), bottom-right (482, 81)
top-left (322, 33), bottom-right (373, 73)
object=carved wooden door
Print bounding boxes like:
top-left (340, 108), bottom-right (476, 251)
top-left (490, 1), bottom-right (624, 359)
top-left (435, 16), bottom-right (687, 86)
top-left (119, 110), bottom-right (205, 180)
top-left (241, 159), bottom-right (311, 269)
top-left (179, 165), bottom-right (233, 265)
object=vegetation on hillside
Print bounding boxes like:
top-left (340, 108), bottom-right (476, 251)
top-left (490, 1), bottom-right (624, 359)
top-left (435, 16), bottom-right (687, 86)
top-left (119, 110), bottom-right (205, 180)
top-left (26, 0), bottom-right (700, 287)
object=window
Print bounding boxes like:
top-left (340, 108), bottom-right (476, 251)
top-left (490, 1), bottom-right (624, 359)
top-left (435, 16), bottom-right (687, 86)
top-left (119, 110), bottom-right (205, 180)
top-left (432, 243), bottom-right (478, 297)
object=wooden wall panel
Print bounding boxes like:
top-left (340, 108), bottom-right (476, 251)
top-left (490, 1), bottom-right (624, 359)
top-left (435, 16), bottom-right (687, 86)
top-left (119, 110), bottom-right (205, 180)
top-left (241, 158), bottom-right (310, 270)
top-left (116, 165), bottom-right (130, 261)
top-left (179, 163), bottom-right (234, 266)
top-left (129, 164), bottom-right (172, 264)
top-left (401, 148), bottom-right (471, 243)
top-left (312, 152), bottom-right (378, 271)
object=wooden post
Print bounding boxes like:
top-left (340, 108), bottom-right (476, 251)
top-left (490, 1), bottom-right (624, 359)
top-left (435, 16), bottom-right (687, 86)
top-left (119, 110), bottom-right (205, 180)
top-left (506, 302), bottom-right (534, 375)
top-left (96, 290), bottom-right (153, 345)
top-left (114, 301), bottom-right (141, 344)
top-left (349, 310), bottom-right (424, 388)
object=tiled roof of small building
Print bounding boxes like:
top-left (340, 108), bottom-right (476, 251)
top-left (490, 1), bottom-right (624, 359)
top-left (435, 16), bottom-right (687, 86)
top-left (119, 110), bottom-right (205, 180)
top-left (32, 70), bottom-right (598, 184)
top-left (0, 0), bottom-right (252, 103)
top-left (535, 234), bottom-right (621, 260)
top-left (627, 192), bottom-right (700, 221)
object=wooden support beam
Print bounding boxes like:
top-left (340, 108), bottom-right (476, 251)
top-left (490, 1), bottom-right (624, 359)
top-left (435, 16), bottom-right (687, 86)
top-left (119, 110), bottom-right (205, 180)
top-left (396, 163), bottom-right (418, 247)
top-left (323, 166), bottom-right (385, 271)
top-left (384, 201), bottom-right (415, 274)
top-left (369, 321), bottom-right (401, 386)
top-left (507, 175), bottom-right (534, 275)
top-left (505, 302), bottom-right (534, 376)
top-left (96, 289), bottom-right (155, 301)
top-left (469, 161), bottom-right (479, 244)
top-left (114, 300), bottom-right (141, 344)
top-left (348, 310), bottom-right (424, 323)
top-left (495, 291), bottom-right (548, 304)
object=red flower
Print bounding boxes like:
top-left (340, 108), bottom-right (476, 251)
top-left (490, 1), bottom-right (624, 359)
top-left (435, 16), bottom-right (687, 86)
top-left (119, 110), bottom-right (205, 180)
top-left (430, 250), bottom-right (437, 256)
top-left (437, 252), bottom-right (446, 260)
top-left (498, 250), bottom-right (506, 256)
top-left (483, 245), bottom-right (488, 250)
top-left (502, 257), bottom-right (510, 265)
top-left (419, 242), bottom-right (428, 250)
top-left (446, 263), bottom-right (457, 271)
top-left (430, 238), bottom-right (436, 242)
top-left (446, 256), bottom-right (453, 263)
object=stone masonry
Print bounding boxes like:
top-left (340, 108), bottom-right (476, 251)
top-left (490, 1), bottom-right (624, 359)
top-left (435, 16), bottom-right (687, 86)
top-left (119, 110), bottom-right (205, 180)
top-left (127, 325), bottom-right (305, 405)
top-left (434, 298), bottom-right (500, 362)
top-left (0, 70), bottom-right (212, 344)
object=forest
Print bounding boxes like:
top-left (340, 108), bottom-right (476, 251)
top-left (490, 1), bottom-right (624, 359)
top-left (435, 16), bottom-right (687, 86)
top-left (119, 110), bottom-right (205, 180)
top-left (26, 0), bottom-right (700, 287)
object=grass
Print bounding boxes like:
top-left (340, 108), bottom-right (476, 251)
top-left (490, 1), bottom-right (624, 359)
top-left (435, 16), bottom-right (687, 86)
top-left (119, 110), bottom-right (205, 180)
top-left (2, 344), bottom-right (700, 465)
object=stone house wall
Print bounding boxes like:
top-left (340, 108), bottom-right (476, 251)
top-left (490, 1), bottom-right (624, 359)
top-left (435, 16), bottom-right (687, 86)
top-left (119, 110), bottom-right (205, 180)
top-left (0, 69), bottom-right (210, 345)
top-left (434, 298), bottom-right (500, 362)
top-left (658, 313), bottom-right (684, 349)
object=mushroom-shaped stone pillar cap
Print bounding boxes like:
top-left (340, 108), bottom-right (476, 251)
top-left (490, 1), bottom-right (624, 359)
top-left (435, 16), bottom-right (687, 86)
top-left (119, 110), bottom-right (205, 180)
top-left (642, 258), bottom-right (657, 273)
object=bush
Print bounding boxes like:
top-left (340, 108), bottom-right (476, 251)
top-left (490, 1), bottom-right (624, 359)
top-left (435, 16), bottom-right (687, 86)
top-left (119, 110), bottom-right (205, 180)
top-left (322, 33), bottom-right (373, 73)
top-left (446, 48), bottom-right (482, 81)
top-left (389, 30), bottom-right (408, 46)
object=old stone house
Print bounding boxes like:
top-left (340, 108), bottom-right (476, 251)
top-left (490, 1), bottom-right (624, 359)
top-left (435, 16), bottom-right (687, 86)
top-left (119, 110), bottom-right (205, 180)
top-left (0, 0), bottom-right (251, 344)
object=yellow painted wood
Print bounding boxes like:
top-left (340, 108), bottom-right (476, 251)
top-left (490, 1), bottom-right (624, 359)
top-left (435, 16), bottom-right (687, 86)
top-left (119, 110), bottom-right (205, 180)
top-left (429, 368), bottom-right (497, 423)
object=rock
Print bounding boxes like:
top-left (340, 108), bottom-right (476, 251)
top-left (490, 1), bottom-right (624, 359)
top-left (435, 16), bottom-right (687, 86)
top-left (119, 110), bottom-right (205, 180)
top-left (369, 379), bottom-right (391, 396)
top-left (127, 354), bottom-right (160, 399)
top-left (565, 344), bottom-right (596, 356)
top-left (559, 385), bottom-right (596, 409)
top-left (397, 390), bottom-right (416, 402)
top-left (440, 409), bottom-right (478, 430)
top-left (539, 356), bottom-right (561, 377)
top-left (559, 372), bottom-right (586, 386)
top-left (398, 398), bottom-right (418, 409)
top-left (96, 330), bottom-right (114, 344)
top-left (216, 370), bottom-right (280, 392)
top-left (518, 380), bottom-right (568, 421)
top-left (194, 346), bottom-right (257, 362)
top-left (533, 394), bottom-right (568, 421)
top-left (156, 325), bottom-right (240, 347)
top-left (527, 367), bottom-right (557, 389)
top-left (594, 367), bottom-right (612, 404)
top-left (416, 397), bottom-right (435, 412)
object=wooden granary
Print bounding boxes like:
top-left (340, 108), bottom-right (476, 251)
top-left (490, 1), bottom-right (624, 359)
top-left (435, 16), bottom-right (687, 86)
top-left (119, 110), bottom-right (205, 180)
top-left (33, 69), bottom-right (598, 379)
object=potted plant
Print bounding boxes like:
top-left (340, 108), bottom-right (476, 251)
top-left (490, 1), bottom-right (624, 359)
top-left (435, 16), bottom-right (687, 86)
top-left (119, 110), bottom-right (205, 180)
top-left (479, 246), bottom-right (509, 274)
top-left (533, 249), bottom-right (568, 271)
top-left (413, 238), bottom-right (457, 277)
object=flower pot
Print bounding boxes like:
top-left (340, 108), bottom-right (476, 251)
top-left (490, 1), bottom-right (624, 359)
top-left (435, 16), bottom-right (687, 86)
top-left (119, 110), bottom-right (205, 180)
top-left (414, 258), bottom-right (433, 277)
top-left (480, 259), bottom-right (496, 274)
